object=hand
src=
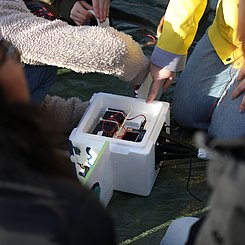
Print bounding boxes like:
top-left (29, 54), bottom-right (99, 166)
top-left (147, 63), bottom-right (175, 103)
top-left (70, 1), bottom-right (93, 26)
top-left (92, 0), bottom-right (110, 23)
top-left (232, 67), bottom-right (245, 113)
top-left (156, 16), bottom-right (164, 37)
top-left (0, 59), bottom-right (30, 103)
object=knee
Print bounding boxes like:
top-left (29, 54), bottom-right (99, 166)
top-left (209, 117), bottom-right (245, 139)
top-left (171, 95), bottom-right (211, 130)
top-left (171, 98), bottom-right (194, 128)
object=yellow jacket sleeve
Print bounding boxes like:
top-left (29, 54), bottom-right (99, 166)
top-left (157, 0), bottom-right (208, 55)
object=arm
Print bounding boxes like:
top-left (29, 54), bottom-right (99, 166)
top-left (0, 0), bottom-right (148, 84)
top-left (156, 0), bottom-right (208, 56)
top-left (148, 0), bottom-right (208, 102)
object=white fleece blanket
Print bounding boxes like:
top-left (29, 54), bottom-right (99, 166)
top-left (0, 0), bottom-right (149, 84)
top-left (42, 95), bottom-right (89, 134)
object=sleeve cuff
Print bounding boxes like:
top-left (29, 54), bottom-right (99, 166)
top-left (150, 46), bottom-right (187, 72)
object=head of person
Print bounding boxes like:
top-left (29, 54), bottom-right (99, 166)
top-left (0, 39), bottom-right (30, 104)
top-left (0, 39), bottom-right (75, 183)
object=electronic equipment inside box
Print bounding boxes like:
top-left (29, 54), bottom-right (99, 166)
top-left (69, 93), bottom-right (170, 207)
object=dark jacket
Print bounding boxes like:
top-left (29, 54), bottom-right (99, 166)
top-left (0, 172), bottom-right (116, 245)
top-left (0, 103), bottom-right (116, 245)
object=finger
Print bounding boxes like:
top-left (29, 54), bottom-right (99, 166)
top-left (105, 2), bottom-right (110, 18)
top-left (73, 19), bottom-right (81, 26)
top-left (71, 11), bottom-right (87, 20)
top-left (147, 80), bottom-right (163, 103)
top-left (232, 81), bottom-right (245, 99)
top-left (92, 0), bottom-right (99, 18)
top-left (98, 2), bottom-right (104, 21)
top-left (80, 1), bottom-right (93, 10)
top-left (72, 17), bottom-right (85, 25)
top-left (71, 6), bottom-right (93, 25)
top-left (240, 95), bottom-right (245, 113)
top-left (70, 13), bottom-right (88, 25)
top-left (99, 1), bottom-right (110, 22)
top-left (162, 77), bottom-right (173, 92)
top-left (237, 68), bottom-right (245, 81)
top-left (159, 16), bottom-right (165, 26)
top-left (156, 16), bottom-right (164, 37)
top-left (100, 8), bottom-right (107, 22)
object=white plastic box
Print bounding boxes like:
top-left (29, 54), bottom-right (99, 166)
top-left (69, 93), bottom-right (169, 206)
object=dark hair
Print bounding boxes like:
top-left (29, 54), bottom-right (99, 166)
top-left (0, 91), bottom-right (76, 184)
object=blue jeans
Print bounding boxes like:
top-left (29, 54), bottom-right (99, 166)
top-left (171, 31), bottom-right (245, 139)
top-left (24, 64), bottom-right (57, 104)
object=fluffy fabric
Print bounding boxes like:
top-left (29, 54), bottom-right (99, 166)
top-left (42, 95), bottom-right (89, 134)
top-left (0, 0), bottom-right (149, 85)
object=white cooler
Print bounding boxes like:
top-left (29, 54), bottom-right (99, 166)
top-left (69, 92), bottom-right (170, 206)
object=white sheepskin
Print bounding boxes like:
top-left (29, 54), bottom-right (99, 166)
top-left (0, 0), bottom-right (149, 84)
top-left (42, 95), bottom-right (89, 134)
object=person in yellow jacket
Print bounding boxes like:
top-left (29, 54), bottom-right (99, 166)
top-left (148, 0), bottom-right (245, 139)
top-left (159, 3), bottom-right (245, 245)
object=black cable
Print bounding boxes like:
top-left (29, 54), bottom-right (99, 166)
top-left (186, 151), bottom-right (206, 203)
top-left (156, 132), bottom-right (207, 202)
